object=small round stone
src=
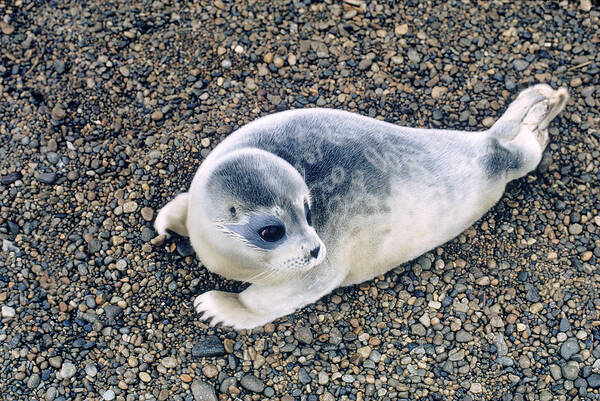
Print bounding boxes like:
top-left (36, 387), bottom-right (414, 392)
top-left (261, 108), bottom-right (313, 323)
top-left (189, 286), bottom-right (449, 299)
top-left (103, 389), bottom-right (115, 401)
top-left (240, 375), bottom-right (265, 393)
top-left (151, 110), bottom-right (164, 121)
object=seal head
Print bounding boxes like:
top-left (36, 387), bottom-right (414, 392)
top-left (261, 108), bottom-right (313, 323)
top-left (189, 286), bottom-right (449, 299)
top-left (190, 148), bottom-right (326, 282)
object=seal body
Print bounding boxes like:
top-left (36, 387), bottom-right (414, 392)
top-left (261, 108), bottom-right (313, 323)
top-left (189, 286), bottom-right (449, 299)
top-left (155, 84), bottom-right (568, 329)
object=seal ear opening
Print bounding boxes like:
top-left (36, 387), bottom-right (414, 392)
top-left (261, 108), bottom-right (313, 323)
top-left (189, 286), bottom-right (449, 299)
top-left (154, 192), bottom-right (189, 237)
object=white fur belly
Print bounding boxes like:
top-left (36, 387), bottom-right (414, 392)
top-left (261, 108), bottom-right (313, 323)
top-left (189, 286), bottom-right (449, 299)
top-left (340, 178), bottom-right (505, 286)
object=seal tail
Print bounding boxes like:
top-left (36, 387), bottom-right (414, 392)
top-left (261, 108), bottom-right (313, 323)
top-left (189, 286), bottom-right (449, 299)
top-left (488, 84), bottom-right (569, 142)
top-left (154, 192), bottom-right (189, 237)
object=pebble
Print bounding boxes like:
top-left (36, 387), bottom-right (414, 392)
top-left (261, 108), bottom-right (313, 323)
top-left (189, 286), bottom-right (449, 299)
top-left (470, 382), bottom-right (483, 394)
top-left (539, 390), bottom-right (553, 401)
top-left (139, 372), bottom-right (151, 383)
top-left (569, 223), bottom-right (583, 235)
top-left (561, 339), bottom-right (581, 360)
top-left (104, 305), bottom-right (123, 322)
top-left (494, 333), bottom-right (508, 357)
top-left (513, 59), bottom-right (529, 71)
top-left (192, 335), bottom-right (226, 357)
top-left (123, 201), bottom-right (138, 213)
top-left (51, 105), bottom-right (66, 120)
top-left (550, 364), bottom-right (562, 381)
top-left (412, 323), bottom-right (426, 336)
top-left (1, 172), bottom-right (22, 185)
top-left (1, 305), bottom-right (15, 318)
top-left (45, 386), bottom-right (58, 401)
top-left (161, 356), bottom-right (177, 369)
top-left (27, 373), bottom-right (40, 389)
top-left (141, 207), bottom-right (154, 221)
top-left (85, 363), bottom-right (98, 377)
top-left (59, 362), bottom-right (76, 379)
top-left (103, 389), bottom-right (115, 401)
top-left (298, 368), bottom-right (311, 384)
top-left (49, 356), bottom-right (62, 369)
top-left (562, 361), bottom-right (580, 380)
top-left (151, 110), bottom-right (164, 121)
top-left (294, 326), bottom-right (313, 344)
top-left (240, 375), bottom-right (265, 393)
top-left (456, 330), bottom-right (473, 343)
top-left (54, 60), bottom-right (65, 74)
top-left (191, 380), bottom-right (217, 401)
top-left (35, 172), bottom-right (57, 184)
top-left (588, 373), bottom-right (600, 388)
top-left (202, 364), bottom-right (218, 378)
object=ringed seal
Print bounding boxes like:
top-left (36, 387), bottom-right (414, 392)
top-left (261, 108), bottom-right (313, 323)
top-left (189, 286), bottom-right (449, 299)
top-left (155, 84), bottom-right (569, 329)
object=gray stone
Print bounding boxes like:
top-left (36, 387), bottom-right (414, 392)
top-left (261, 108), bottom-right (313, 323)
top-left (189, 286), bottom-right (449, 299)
top-left (494, 333), bottom-right (508, 357)
top-left (497, 356), bottom-right (514, 367)
top-left (103, 389), bottom-right (115, 401)
top-left (220, 377), bottom-right (236, 394)
top-left (294, 326), bottom-right (313, 345)
top-left (513, 59), bottom-right (529, 71)
top-left (191, 380), bottom-right (217, 401)
top-left (45, 386), bottom-right (58, 401)
top-left (27, 373), bottom-right (40, 389)
top-left (407, 49), bottom-right (421, 63)
top-left (561, 339), bottom-right (580, 360)
top-left (456, 330), bottom-right (473, 343)
top-left (2, 172), bottom-right (22, 185)
top-left (54, 60), bottom-right (65, 74)
top-left (240, 375), bottom-right (265, 393)
top-left (549, 364), bottom-right (562, 381)
top-left (85, 363), bottom-right (98, 377)
top-left (448, 349), bottom-right (465, 361)
top-left (588, 373), bottom-right (600, 388)
top-left (298, 368), bottom-right (311, 384)
top-left (35, 172), bottom-right (56, 184)
top-left (49, 356), bottom-right (62, 369)
top-left (562, 361), bottom-right (580, 380)
top-left (559, 318), bottom-right (571, 332)
top-left (411, 323), bottom-right (426, 336)
top-left (192, 335), bottom-right (226, 357)
top-left (104, 305), bottom-right (123, 322)
top-left (1, 305), bottom-right (15, 318)
top-left (59, 362), bottom-right (76, 379)
top-left (539, 390), bottom-right (553, 401)
top-left (141, 227), bottom-right (154, 242)
top-left (569, 223), bottom-right (583, 235)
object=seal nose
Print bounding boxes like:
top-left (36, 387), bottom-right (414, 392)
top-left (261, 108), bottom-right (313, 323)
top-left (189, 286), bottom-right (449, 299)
top-left (310, 246), bottom-right (320, 259)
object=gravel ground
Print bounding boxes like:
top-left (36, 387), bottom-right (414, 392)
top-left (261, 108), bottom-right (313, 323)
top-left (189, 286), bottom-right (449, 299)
top-left (1, 0), bottom-right (599, 400)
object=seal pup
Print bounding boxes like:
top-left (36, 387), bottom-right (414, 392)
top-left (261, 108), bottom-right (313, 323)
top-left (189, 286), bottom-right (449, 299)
top-left (154, 84), bottom-right (568, 329)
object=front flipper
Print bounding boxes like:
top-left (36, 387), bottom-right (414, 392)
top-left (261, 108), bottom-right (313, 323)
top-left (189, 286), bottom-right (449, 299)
top-left (193, 273), bottom-right (343, 330)
top-left (193, 290), bottom-right (276, 330)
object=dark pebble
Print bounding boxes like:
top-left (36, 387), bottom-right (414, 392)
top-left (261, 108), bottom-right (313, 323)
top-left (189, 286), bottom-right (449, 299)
top-left (192, 335), bottom-right (226, 357)
top-left (2, 172), bottom-right (22, 185)
top-left (35, 172), bottom-right (56, 184)
top-left (588, 374), bottom-right (600, 388)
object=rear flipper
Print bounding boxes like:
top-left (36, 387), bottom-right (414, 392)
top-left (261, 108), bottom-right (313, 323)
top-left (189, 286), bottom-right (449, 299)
top-left (154, 192), bottom-right (189, 237)
top-left (485, 85), bottom-right (569, 181)
top-left (489, 84), bottom-right (569, 142)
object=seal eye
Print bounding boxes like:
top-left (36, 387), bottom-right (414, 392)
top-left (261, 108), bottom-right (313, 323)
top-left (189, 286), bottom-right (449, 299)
top-left (258, 225), bottom-right (285, 242)
top-left (304, 202), bottom-right (312, 226)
